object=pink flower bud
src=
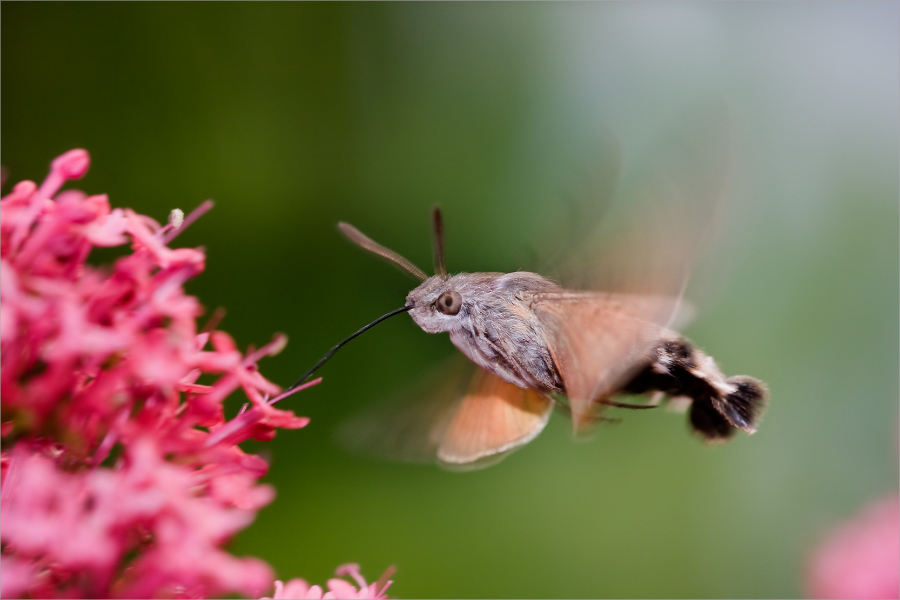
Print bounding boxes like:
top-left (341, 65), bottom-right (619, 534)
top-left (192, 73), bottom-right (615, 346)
top-left (50, 148), bottom-right (90, 180)
top-left (268, 334), bottom-right (288, 356)
top-left (8, 180), bottom-right (37, 202)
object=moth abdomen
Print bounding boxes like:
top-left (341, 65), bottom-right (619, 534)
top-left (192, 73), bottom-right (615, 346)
top-left (662, 339), bottom-right (695, 368)
top-left (714, 375), bottom-right (768, 433)
top-left (689, 397), bottom-right (736, 441)
top-left (619, 334), bottom-right (768, 442)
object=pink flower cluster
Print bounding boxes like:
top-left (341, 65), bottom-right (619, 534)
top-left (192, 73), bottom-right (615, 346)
top-left (0, 150), bottom-right (392, 599)
top-left (267, 564), bottom-right (395, 600)
top-left (805, 493), bottom-right (899, 599)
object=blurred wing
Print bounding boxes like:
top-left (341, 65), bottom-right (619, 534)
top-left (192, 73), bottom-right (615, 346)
top-left (533, 292), bottom-right (673, 431)
top-left (549, 95), bottom-right (734, 325)
top-left (335, 357), bottom-right (470, 464)
top-left (336, 357), bottom-right (553, 470)
top-left (535, 130), bottom-right (623, 274)
top-left (436, 366), bottom-right (553, 468)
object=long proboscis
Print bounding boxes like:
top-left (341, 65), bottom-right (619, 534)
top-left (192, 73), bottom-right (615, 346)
top-left (338, 222), bottom-right (427, 281)
top-left (286, 305), bottom-right (412, 391)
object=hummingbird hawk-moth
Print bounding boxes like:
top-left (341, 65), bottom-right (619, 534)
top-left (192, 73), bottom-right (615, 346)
top-left (292, 97), bottom-right (768, 469)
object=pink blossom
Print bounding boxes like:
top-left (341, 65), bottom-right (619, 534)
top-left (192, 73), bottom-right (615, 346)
top-left (265, 564), bottom-right (395, 600)
top-left (805, 493), bottom-right (899, 599)
top-left (1, 150), bottom-right (389, 599)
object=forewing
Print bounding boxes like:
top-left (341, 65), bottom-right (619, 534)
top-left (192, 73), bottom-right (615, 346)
top-left (336, 357), bottom-right (552, 469)
top-left (550, 96), bottom-right (734, 321)
top-left (533, 292), bottom-right (673, 430)
top-left (436, 366), bottom-right (553, 469)
top-left (335, 357), bottom-right (469, 464)
top-left (535, 131), bottom-right (623, 275)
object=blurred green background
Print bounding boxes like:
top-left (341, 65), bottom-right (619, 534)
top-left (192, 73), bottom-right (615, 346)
top-left (3, 3), bottom-right (898, 598)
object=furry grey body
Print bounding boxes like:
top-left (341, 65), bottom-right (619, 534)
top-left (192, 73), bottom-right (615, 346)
top-left (407, 272), bottom-right (565, 393)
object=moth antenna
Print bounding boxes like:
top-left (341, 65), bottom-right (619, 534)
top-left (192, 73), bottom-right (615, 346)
top-left (432, 206), bottom-right (447, 277)
top-left (286, 305), bottom-right (412, 391)
top-left (338, 222), bottom-right (427, 281)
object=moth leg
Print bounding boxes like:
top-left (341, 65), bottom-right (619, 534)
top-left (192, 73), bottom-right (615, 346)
top-left (555, 397), bottom-right (624, 426)
top-left (600, 399), bottom-right (657, 410)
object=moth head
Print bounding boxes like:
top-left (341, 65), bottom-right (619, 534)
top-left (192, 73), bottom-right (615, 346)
top-left (405, 276), bottom-right (466, 333)
top-left (339, 206), bottom-right (463, 333)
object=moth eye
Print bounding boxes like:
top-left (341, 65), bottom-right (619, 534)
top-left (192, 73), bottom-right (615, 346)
top-left (435, 290), bottom-right (462, 316)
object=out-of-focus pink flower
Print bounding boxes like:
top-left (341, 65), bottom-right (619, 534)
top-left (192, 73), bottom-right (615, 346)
top-left (805, 493), bottom-right (899, 599)
top-left (1, 442), bottom-right (273, 599)
top-left (265, 564), bottom-right (394, 600)
top-left (1, 150), bottom-right (367, 599)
